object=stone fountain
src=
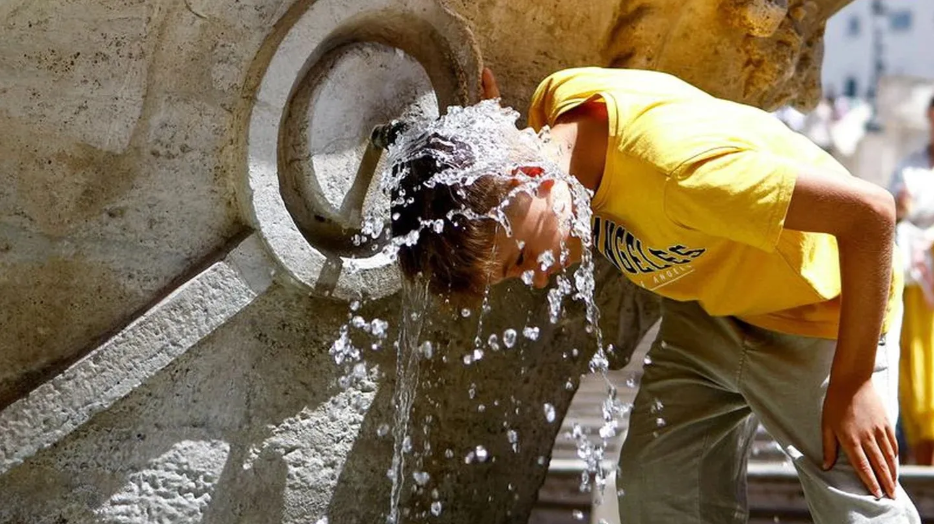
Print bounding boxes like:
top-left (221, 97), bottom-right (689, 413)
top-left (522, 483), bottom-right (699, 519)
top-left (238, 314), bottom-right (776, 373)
top-left (0, 0), bottom-right (853, 522)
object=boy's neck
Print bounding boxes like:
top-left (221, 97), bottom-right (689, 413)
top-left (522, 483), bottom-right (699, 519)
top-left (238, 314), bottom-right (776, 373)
top-left (550, 103), bottom-right (609, 193)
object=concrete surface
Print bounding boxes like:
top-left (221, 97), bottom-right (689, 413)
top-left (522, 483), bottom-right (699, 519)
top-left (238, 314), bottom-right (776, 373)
top-left (0, 0), bottom-right (859, 522)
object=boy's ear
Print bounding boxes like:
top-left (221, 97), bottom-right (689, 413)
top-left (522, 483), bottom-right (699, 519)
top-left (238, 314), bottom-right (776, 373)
top-left (508, 176), bottom-right (555, 195)
top-left (508, 170), bottom-right (554, 194)
top-left (513, 166), bottom-right (544, 177)
top-left (537, 178), bottom-right (556, 193)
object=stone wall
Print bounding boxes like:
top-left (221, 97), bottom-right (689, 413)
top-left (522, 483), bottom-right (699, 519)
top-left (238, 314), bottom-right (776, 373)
top-left (445, 0), bottom-right (845, 115)
top-left (0, 0), bottom-right (853, 522)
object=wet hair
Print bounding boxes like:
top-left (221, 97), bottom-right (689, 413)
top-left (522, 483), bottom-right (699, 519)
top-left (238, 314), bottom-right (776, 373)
top-left (377, 124), bottom-right (513, 299)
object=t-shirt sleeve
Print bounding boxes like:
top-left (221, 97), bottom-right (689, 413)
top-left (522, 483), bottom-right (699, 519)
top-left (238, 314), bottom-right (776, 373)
top-left (663, 147), bottom-right (798, 253)
top-left (528, 68), bottom-right (613, 131)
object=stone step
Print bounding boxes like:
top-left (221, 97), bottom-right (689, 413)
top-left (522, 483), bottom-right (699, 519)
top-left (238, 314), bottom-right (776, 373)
top-left (534, 460), bottom-right (934, 524)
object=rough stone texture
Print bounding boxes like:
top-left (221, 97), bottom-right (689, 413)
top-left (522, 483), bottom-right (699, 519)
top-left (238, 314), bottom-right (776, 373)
top-left (444, 0), bottom-right (849, 115)
top-left (0, 0), bottom-right (267, 408)
top-left (0, 0), bottom-right (855, 522)
top-left (0, 234), bottom-right (273, 474)
top-left (0, 285), bottom-right (395, 524)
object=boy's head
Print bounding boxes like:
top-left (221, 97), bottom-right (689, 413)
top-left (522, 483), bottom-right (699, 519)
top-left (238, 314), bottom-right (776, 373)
top-left (380, 102), bottom-right (580, 300)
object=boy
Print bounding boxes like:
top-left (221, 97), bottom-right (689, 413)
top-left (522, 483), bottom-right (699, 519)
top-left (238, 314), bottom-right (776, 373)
top-left (386, 67), bottom-right (920, 522)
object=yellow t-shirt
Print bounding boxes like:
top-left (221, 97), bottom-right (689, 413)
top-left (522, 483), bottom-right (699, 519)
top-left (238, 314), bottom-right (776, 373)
top-left (528, 67), bottom-right (901, 339)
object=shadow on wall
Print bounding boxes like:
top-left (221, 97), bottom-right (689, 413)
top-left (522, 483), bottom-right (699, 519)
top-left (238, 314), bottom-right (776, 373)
top-left (0, 284), bottom-right (398, 523)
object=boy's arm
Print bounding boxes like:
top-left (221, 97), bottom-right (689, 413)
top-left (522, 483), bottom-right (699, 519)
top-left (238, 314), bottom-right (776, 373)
top-left (784, 165), bottom-right (898, 500)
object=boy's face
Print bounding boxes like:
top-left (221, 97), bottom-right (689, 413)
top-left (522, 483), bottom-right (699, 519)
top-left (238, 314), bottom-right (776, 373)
top-left (489, 178), bottom-right (581, 289)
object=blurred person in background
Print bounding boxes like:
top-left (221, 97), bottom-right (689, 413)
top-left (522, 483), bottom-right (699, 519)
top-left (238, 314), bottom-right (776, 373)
top-left (889, 95), bottom-right (934, 465)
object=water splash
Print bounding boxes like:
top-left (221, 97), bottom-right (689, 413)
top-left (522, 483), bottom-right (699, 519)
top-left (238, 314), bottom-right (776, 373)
top-left (329, 99), bottom-right (632, 520)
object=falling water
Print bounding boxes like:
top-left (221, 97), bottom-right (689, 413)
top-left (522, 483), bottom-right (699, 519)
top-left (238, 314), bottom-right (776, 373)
top-left (386, 277), bottom-right (431, 524)
top-left (330, 99), bottom-right (631, 522)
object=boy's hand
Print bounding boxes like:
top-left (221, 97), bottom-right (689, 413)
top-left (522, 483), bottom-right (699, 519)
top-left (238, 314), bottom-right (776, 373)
top-left (784, 164), bottom-right (898, 499)
top-left (481, 67), bottom-right (500, 100)
top-left (822, 378), bottom-right (898, 499)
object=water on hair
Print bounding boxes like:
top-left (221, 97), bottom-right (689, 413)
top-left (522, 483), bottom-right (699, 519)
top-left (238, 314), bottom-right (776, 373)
top-left (329, 100), bottom-right (628, 522)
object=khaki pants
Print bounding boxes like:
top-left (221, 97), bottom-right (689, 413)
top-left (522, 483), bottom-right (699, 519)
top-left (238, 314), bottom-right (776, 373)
top-left (617, 299), bottom-right (920, 523)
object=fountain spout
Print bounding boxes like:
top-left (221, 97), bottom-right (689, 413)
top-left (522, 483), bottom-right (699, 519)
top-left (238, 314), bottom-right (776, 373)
top-left (372, 121), bottom-right (411, 151)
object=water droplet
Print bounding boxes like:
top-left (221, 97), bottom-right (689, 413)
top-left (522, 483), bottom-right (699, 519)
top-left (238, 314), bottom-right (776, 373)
top-left (656, 418), bottom-right (666, 428)
top-left (371, 319), bottom-right (389, 337)
top-left (507, 429), bottom-right (519, 452)
top-left (473, 348), bottom-right (484, 361)
top-left (353, 362), bottom-right (367, 380)
top-left (413, 471), bottom-right (430, 486)
top-left (477, 404), bottom-right (486, 412)
top-left (461, 308), bottom-right (471, 317)
top-left (537, 250), bottom-right (555, 271)
top-left (589, 349), bottom-right (609, 373)
top-left (419, 341), bottom-right (434, 359)
top-left (543, 403), bottom-right (556, 423)
top-left (521, 270), bottom-right (535, 285)
top-left (523, 326), bottom-right (540, 340)
top-left (402, 436), bottom-right (412, 453)
top-left (349, 300), bottom-right (361, 312)
top-left (468, 383), bottom-right (477, 399)
top-left (444, 449), bottom-right (454, 459)
top-left (430, 501), bottom-right (442, 516)
top-left (644, 355), bottom-right (653, 365)
top-left (572, 510), bottom-right (584, 520)
top-left (463, 354), bottom-right (473, 365)
top-left (351, 316), bottom-right (366, 329)
top-left (502, 329), bottom-right (517, 348)
top-left (474, 445), bottom-right (488, 462)
top-left (377, 423), bottom-right (390, 437)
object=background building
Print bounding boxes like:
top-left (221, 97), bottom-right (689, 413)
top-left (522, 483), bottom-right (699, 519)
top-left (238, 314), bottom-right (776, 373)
top-left (823, 0), bottom-right (934, 99)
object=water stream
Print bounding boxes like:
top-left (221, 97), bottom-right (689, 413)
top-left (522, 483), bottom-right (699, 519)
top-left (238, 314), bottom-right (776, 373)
top-left (386, 277), bottom-right (431, 524)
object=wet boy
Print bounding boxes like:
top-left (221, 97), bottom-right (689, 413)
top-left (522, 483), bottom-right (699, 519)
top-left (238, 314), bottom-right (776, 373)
top-left (386, 67), bottom-right (920, 523)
